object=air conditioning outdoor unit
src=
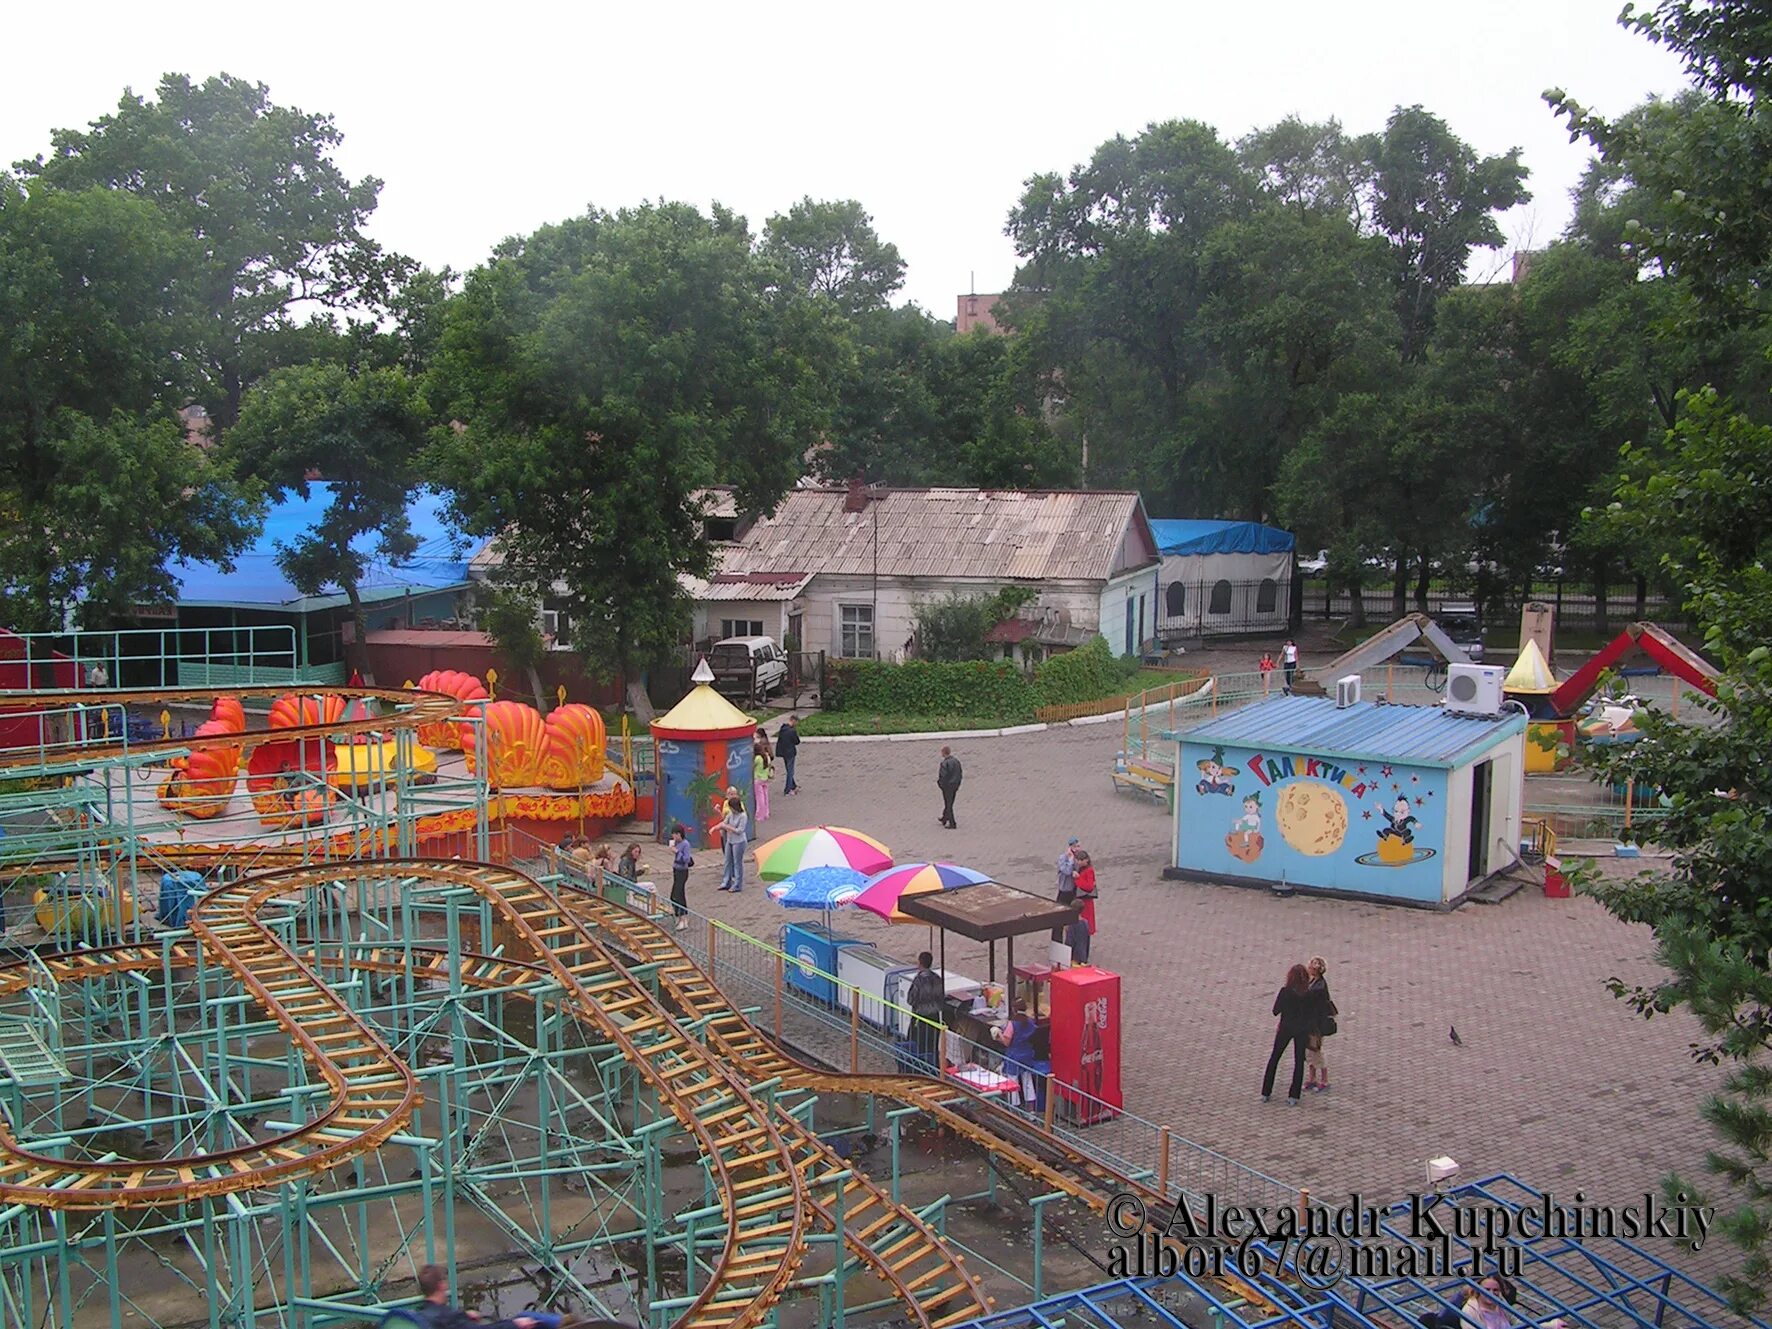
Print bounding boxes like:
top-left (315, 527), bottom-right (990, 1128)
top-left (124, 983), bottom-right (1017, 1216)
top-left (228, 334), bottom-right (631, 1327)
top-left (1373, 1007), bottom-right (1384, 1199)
top-left (1335, 675), bottom-right (1361, 709)
top-left (1444, 664), bottom-right (1505, 718)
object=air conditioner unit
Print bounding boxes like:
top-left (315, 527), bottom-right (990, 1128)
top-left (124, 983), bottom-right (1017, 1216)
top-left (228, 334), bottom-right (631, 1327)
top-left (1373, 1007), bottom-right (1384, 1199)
top-left (1445, 664), bottom-right (1504, 717)
top-left (1335, 675), bottom-right (1361, 709)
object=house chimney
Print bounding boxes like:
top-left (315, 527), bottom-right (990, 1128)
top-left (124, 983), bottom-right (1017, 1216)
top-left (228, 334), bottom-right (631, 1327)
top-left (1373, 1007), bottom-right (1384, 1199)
top-left (844, 474), bottom-right (868, 513)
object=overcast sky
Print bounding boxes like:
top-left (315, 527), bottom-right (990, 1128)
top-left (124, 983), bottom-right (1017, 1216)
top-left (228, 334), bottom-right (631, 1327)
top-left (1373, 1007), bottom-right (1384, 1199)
top-left (6, 2), bottom-right (1692, 317)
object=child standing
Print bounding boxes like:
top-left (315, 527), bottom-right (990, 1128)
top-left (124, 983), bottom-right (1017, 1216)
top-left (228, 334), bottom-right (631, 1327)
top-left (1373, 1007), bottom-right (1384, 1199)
top-left (753, 737), bottom-right (773, 823)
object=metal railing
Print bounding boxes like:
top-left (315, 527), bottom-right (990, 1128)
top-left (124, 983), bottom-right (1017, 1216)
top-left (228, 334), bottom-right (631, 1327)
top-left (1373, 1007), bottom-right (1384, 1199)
top-left (507, 826), bottom-right (1300, 1217)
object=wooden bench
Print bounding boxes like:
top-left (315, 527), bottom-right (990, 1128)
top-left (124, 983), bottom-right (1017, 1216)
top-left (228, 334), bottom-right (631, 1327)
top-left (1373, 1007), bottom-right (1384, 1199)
top-left (1111, 752), bottom-right (1175, 803)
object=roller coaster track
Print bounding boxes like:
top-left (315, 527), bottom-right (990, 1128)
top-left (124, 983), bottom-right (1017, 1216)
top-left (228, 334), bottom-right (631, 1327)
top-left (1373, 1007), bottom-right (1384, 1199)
top-left (340, 940), bottom-right (993, 1327)
top-left (0, 874), bottom-right (419, 1209)
top-left (554, 883), bottom-right (1282, 1316)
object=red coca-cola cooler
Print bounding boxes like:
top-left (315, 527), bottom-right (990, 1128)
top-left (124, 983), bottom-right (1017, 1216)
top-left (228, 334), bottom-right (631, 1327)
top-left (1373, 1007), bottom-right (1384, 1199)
top-left (1048, 965), bottom-right (1121, 1124)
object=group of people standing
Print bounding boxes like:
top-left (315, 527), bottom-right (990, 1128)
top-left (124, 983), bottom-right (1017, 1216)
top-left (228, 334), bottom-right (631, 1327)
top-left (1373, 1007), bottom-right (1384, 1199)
top-left (1261, 956), bottom-right (1337, 1103)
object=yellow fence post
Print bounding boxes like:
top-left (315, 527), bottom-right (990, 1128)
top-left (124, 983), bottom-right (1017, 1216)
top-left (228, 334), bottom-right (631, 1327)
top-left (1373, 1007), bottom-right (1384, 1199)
top-left (1624, 779), bottom-right (1634, 830)
top-left (1157, 1126), bottom-right (1171, 1199)
top-left (1300, 1187), bottom-right (1311, 1221)
top-left (851, 987), bottom-right (862, 1073)
top-left (774, 953), bottom-right (784, 1041)
top-left (708, 918), bottom-right (717, 974)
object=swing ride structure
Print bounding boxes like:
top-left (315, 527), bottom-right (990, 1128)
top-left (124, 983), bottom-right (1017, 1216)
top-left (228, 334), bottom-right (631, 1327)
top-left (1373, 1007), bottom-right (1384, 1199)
top-left (0, 629), bottom-right (1754, 1329)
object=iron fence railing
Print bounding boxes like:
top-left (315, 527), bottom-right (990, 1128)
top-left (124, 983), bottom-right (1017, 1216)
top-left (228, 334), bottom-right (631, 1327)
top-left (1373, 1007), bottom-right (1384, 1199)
top-left (507, 828), bottom-right (1301, 1218)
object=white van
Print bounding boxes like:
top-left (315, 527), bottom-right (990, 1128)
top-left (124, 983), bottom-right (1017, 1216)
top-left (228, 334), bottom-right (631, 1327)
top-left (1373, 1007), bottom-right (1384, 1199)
top-left (709, 636), bottom-right (789, 697)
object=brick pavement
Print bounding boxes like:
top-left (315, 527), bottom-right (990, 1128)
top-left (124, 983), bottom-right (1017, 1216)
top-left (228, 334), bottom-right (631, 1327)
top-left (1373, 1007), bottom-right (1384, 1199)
top-left (679, 714), bottom-right (1730, 1288)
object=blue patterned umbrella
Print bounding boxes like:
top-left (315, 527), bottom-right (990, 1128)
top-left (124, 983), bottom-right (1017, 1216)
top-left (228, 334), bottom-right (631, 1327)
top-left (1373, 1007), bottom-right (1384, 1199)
top-left (766, 866), bottom-right (868, 911)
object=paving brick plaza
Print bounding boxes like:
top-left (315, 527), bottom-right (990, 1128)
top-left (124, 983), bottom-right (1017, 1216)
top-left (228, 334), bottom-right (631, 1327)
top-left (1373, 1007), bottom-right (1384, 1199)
top-left (676, 713), bottom-right (1726, 1286)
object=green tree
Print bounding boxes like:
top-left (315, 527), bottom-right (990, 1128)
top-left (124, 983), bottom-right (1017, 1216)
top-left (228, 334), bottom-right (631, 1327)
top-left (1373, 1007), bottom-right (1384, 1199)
top-left (476, 583), bottom-right (551, 714)
top-left (1560, 8), bottom-right (1772, 1306)
top-left (1358, 105), bottom-right (1530, 360)
top-left (225, 361), bottom-right (428, 643)
top-left (1005, 120), bottom-right (1255, 498)
top-left (0, 183), bottom-right (260, 631)
top-left (428, 202), bottom-right (835, 720)
top-left (18, 73), bottom-right (412, 427)
top-left (762, 197), bottom-right (906, 317)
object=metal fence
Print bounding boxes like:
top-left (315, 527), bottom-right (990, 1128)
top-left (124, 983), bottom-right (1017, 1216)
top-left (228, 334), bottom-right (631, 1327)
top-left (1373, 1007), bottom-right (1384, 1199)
top-left (506, 831), bottom-right (1301, 1219)
top-left (1298, 580), bottom-right (1685, 630)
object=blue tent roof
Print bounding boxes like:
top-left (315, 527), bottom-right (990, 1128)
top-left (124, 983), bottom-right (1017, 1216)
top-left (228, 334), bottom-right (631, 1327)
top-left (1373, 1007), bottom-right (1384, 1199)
top-left (1150, 519), bottom-right (1295, 557)
top-left (170, 486), bottom-right (473, 609)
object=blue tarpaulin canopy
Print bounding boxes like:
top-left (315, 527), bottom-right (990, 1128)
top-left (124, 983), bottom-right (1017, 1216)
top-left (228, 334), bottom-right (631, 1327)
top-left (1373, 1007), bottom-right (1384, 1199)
top-left (169, 486), bottom-right (473, 609)
top-left (1149, 519), bottom-right (1295, 557)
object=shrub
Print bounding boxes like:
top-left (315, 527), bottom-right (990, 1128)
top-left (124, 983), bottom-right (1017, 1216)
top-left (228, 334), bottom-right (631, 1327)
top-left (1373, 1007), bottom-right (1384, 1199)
top-left (1031, 636), bottom-right (1140, 706)
top-left (825, 658), bottom-right (1036, 722)
top-left (912, 585), bottom-right (1040, 662)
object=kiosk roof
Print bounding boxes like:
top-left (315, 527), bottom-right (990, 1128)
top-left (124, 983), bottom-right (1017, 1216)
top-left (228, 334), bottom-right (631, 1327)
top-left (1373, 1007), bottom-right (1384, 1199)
top-left (897, 882), bottom-right (1078, 941)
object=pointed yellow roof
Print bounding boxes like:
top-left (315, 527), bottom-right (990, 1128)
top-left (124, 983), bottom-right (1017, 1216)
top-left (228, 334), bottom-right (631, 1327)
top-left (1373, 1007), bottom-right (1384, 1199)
top-left (651, 683), bottom-right (756, 738)
top-left (1504, 638), bottom-right (1556, 693)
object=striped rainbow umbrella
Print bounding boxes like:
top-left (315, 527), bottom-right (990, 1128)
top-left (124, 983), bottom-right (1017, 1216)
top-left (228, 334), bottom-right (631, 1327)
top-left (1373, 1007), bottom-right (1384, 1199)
top-left (752, 826), bottom-right (893, 881)
top-left (854, 862), bottom-right (994, 924)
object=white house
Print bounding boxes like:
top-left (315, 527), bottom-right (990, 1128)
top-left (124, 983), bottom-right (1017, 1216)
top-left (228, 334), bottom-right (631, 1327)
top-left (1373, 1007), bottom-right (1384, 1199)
top-left (698, 484), bottom-right (1161, 660)
top-left (1150, 519), bottom-right (1295, 640)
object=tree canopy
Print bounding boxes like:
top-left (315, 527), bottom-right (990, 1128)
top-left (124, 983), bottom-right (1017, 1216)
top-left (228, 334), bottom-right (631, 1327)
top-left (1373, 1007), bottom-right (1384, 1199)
top-left (427, 202), bottom-right (836, 717)
top-left (17, 73), bottom-right (412, 426)
top-left (0, 182), bottom-right (260, 630)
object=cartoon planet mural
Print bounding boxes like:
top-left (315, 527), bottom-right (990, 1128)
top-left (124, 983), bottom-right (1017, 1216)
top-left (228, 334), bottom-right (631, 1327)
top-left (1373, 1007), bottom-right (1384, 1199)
top-left (1274, 782), bottom-right (1348, 856)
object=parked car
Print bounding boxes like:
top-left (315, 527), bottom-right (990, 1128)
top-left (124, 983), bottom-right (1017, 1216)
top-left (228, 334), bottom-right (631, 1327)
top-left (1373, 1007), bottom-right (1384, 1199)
top-left (1435, 604), bottom-right (1485, 663)
top-left (1298, 549), bottom-right (1329, 575)
top-left (708, 636), bottom-right (789, 698)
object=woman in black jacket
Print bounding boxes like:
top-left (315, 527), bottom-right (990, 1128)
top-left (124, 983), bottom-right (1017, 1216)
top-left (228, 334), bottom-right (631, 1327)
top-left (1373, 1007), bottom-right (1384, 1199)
top-left (1305, 956), bottom-right (1337, 1093)
top-left (1261, 964), bottom-right (1315, 1105)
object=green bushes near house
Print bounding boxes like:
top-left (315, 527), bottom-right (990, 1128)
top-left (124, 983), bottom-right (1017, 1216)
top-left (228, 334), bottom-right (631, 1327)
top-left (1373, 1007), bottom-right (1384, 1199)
top-left (818, 637), bottom-right (1144, 733)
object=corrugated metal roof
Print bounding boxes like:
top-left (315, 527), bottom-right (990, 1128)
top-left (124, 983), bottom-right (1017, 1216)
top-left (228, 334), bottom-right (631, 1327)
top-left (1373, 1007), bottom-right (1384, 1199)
top-left (1181, 697), bottom-right (1525, 769)
top-left (679, 572), bottom-right (812, 603)
top-left (723, 488), bottom-right (1148, 583)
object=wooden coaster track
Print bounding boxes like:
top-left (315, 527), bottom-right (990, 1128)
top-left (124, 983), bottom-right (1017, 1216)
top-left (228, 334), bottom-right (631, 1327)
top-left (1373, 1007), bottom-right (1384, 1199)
top-left (555, 882), bottom-right (1281, 1317)
top-left (338, 942), bottom-right (993, 1327)
top-left (0, 876), bottom-right (420, 1209)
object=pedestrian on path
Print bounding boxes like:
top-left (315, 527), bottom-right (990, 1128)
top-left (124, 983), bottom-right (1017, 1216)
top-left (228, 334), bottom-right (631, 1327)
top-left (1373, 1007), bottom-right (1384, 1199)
top-left (717, 791), bottom-right (749, 893)
top-left (1305, 955), bottom-right (1337, 1092)
top-left (1051, 836), bottom-right (1081, 941)
top-left (937, 746), bottom-right (963, 828)
top-left (1261, 963), bottom-right (1314, 1104)
top-left (669, 824), bottom-right (693, 931)
top-left (1258, 652), bottom-right (1275, 695)
top-left (753, 738), bottom-right (773, 823)
top-left (1281, 639), bottom-right (1299, 694)
top-left (1073, 849), bottom-right (1098, 935)
top-left (777, 716), bottom-right (801, 794)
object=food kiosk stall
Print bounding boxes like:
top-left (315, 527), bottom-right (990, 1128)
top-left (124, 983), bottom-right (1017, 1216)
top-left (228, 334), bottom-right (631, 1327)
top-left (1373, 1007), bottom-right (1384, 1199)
top-left (898, 884), bottom-right (1084, 1090)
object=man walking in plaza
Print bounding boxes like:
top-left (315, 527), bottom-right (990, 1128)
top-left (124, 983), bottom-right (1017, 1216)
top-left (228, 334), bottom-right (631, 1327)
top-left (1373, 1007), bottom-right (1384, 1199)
top-left (937, 746), bottom-right (962, 829)
top-left (776, 715), bottom-right (801, 794)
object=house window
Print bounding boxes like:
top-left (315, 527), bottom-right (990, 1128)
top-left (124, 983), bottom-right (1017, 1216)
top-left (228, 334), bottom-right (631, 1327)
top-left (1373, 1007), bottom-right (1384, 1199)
top-left (541, 604), bottom-right (571, 648)
top-left (1165, 583), bottom-right (1185, 617)
top-left (720, 619), bottom-right (764, 640)
top-left (1137, 595), bottom-right (1146, 650)
top-left (1209, 580), bottom-right (1233, 615)
top-left (1256, 578), bottom-right (1279, 614)
top-left (839, 605), bottom-right (875, 659)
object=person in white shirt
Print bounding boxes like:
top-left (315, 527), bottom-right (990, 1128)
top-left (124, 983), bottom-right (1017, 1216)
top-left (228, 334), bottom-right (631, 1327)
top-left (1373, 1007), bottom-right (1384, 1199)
top-left (1281, 639), bottom-right (1299, 694)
